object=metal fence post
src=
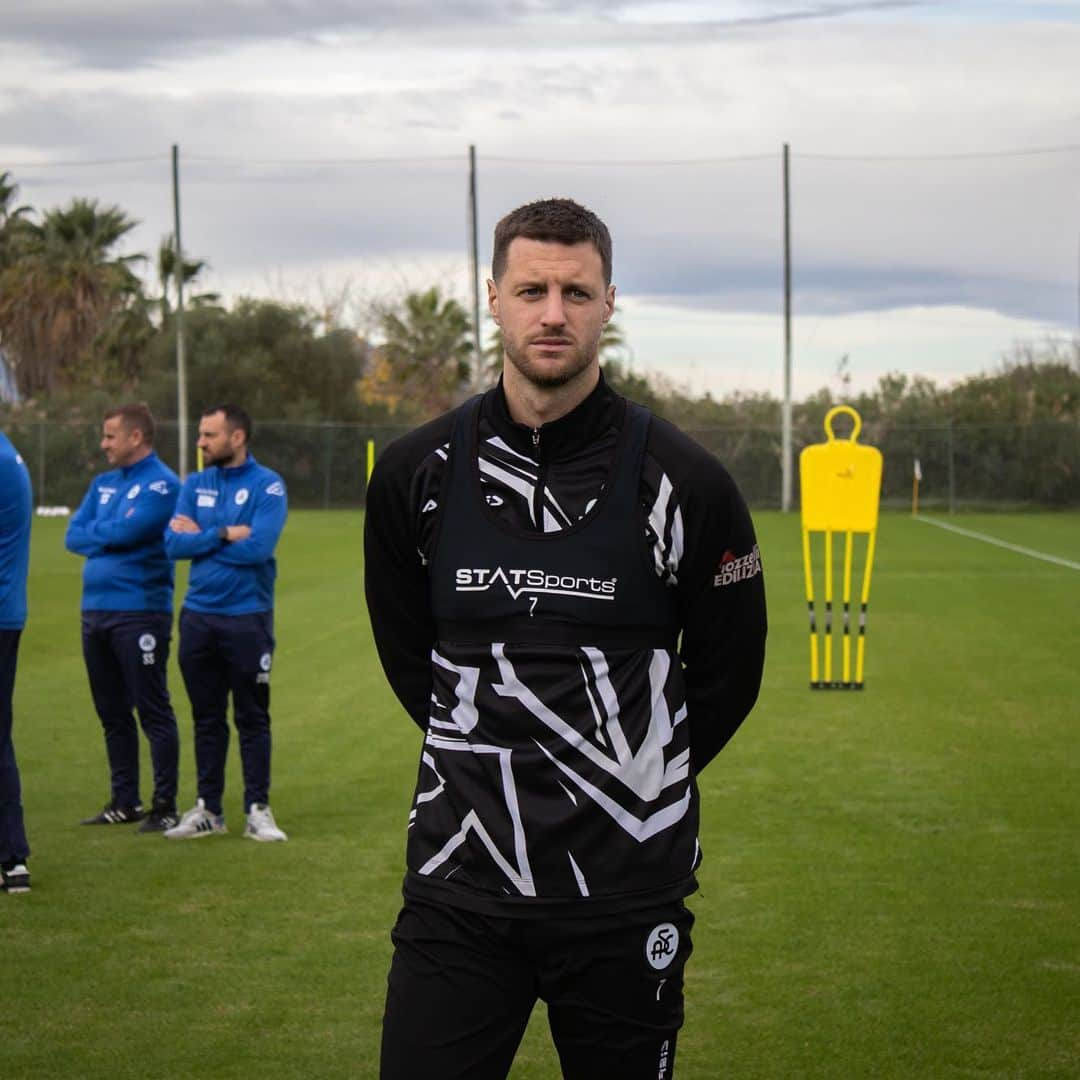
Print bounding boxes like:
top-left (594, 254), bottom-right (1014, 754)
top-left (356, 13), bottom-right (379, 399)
top-left (322, 424), bottom-right (333, 510)
top-left (37, 421), bottom-right (45, 505)
top-left (947, 418), bottom-right (956, 514)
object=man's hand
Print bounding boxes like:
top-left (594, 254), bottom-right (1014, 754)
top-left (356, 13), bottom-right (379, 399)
top-left (224, 525), bottom-right (251, 541)
top-left (169, 514), bottom-right (199, 533)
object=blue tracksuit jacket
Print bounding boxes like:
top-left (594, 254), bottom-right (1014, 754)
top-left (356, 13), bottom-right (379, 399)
top-left (65, 452), bottom-right (180, 613)
top-left (0, 432), bottom-right (32, 631)
top-left (164, 455), bottom-right (287, 615)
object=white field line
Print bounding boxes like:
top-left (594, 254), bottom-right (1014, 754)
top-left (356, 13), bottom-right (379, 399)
top-left (915, 516), bottom-right (1080, 571)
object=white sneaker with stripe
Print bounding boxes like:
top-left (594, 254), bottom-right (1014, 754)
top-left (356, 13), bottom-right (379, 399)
top-left (164, 798), bottom-right (227, 839)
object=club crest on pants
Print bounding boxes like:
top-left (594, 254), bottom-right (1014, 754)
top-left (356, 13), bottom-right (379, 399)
top-left (138, 633), bottom-right (157, 666)
top-left (645, 923), bottom-right (679, 970)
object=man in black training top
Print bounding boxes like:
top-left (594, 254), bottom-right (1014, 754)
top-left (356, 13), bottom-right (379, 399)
top-left (364, 198), bottom-right (767, 1080)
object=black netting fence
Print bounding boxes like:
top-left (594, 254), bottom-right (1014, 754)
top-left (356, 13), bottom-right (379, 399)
top-left (692, 417), bottom-right (1080, 510)
top-left (6, 416), bottom-right (1078, 511)
top-left (4, 420), bottom-right (406, 511)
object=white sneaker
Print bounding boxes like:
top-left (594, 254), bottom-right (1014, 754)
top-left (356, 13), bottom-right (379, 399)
top-left (2, 863), bottom-right (30, 894)
top-left (164, 798), bottom-right (227, 839)
top-left (245, 803), bottom-right (288, 842)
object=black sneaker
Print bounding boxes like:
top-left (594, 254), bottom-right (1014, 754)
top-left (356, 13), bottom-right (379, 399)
top-left (1, 862), bottom-right (30, 894)
top-left (137, 804), bottom-right (180, 833)
top-left (80, 802), bottom-right (145, 825)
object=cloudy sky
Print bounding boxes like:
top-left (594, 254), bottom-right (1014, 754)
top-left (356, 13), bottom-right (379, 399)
top-left (2, 0), bottom-right (1078, 398)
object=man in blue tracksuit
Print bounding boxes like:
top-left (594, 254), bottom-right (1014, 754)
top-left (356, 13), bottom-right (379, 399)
top-left (65, 404), bottom-right (182, 833)
top-left (163, 404), bottom-right (289, 843)
top-left (0, 429), bottom-right (32, 893)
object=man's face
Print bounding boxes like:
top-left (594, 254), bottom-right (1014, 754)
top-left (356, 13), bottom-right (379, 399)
top-left (488, 238), bottom-right (615, 392)
top-left (100, 417), bottom-right (143, 468)
top-left (198, 411), bottom-right (244, 467)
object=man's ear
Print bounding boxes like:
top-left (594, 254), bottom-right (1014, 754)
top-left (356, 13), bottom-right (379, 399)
top-left (602, 284), bottom-right (616, 323)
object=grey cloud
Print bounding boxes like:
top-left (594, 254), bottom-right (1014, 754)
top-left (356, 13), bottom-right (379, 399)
top-left (2, 1), bottom-right (524, 68)
top-left (0, 85), bottom-right (473, 160)
top-left (628, 263), bottom-right (1074, 326)
top-left (14, 151), bottom-right (1069, 328)
top-left (4, 76), bottom-right (1070, 329)
top-left (609, 221), bottom-right (1074, 325)
top-left (651, 0), bottom-right (924, 32)
top-left (197, 171), bottom-right (1073, 326)
top-left (3, 0), bottom-right (925, 68)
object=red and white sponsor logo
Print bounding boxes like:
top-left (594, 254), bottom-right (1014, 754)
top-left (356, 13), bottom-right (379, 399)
top-left (713, 544), bottom-right (762, 588)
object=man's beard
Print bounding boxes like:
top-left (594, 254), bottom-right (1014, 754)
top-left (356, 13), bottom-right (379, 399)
top-left (203, 448), bottom-right (240, 468)
top-left (502, 334), bottom-right (598, 390)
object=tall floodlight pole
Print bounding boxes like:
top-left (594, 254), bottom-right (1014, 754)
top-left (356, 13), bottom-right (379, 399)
top-left (781, 143), bottom-right (793, 512)
top-left (172, 144), bottom-right (189, 479)
top-left (468, 144), bottom-right (484, 390)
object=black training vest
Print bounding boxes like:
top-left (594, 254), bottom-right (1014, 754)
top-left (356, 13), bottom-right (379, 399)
top-left (430, 393), bottom-right (680, 649)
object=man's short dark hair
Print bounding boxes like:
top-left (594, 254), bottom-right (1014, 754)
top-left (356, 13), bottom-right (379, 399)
top-left (491, 198), bottom-right (613, 285)
top-left (104, 403), bottom-right (155, 444)
top-left (203, 403), bottom-right (252, 442)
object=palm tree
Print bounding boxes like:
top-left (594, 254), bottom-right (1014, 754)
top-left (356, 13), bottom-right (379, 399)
top-left (155, 235), bottom-right (218, 323)
top-left (378, 287), bottom-right (474, 415)
top-left (0, 171), bottom-right (33, 271)
top-left (0, 197), bottom-right (145, 395)
top-left (598, 316), bottom-right (627, 359)
top-left (0, 172), bottom-right (34, 400)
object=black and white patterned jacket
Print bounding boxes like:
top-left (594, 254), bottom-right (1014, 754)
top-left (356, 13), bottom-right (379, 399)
top-left (364, 373), bottom-right (767, 917)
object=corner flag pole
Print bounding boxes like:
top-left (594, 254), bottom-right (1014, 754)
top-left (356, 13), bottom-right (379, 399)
top-left (912, 457), bottom-right (922, 515)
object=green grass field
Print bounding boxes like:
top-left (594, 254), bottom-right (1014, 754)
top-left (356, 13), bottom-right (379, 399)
top-left (4, 510), bottom-right (1078, 1078)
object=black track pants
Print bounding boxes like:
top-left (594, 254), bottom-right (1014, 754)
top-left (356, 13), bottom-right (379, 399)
top-left (178, 608), bottom-right (275, 815)
top-left (0, 630), bottom-right (29, 864)
top-left (81, 610), bottom-right (179, 808)
top-left (381, 896), bottom-right (694, 1080)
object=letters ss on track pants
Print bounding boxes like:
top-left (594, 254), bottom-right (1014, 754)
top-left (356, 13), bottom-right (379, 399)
top-left (80, 610), bottom-right (179, 809)
top-left (380, 895), bottom-right (694, 1080)
top-left (177, 608), bottom-right (275, 815)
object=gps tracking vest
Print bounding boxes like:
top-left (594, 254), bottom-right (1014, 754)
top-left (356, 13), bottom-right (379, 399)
top-left (430, 395), bottom-right (679, 650)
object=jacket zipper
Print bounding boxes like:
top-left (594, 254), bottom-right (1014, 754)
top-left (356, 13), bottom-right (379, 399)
top-left (531, 427), bottom-right (544, 529)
